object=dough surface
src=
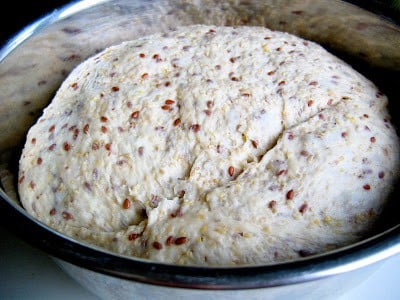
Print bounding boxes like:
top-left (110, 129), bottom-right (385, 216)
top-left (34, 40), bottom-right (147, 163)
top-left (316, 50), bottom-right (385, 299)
top-left (18, 25), bottom-right (399, 265)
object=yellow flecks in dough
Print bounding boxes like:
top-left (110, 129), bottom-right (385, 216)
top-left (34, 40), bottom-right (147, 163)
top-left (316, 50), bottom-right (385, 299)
top-left (323, 216), bottom-right (332, 224)
top-left (242, 232), bottom-right (252, 238)
top-left (196, 236), bottom-right (204, 243)
top-left (215, 224), bottom-right (227, 235)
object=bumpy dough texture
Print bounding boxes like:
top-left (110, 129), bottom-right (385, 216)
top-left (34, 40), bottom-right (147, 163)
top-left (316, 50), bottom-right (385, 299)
top-left (18, 25), bottom-right (399, 266)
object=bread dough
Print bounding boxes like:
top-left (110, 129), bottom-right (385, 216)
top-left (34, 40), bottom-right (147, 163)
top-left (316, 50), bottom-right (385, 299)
top-left (18, 25), bottom-right (399, 265)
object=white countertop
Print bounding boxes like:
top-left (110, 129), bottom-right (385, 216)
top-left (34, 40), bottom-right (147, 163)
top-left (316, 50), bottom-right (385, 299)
top-left (1, 225), bottom-right (399, 300)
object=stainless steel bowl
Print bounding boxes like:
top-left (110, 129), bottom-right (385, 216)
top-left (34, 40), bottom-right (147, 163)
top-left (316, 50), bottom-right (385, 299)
top-left (1, 1), bottom-right (399, 299)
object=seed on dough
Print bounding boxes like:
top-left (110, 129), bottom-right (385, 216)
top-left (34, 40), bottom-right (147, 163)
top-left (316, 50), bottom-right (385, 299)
top-left (62, 211), bottom-right (73, 220)
top-left (300, 150), bottom-right (309, 157)
top-left (131, 111), bottom-right (140, 119)
top-left (277, 170), bottom-right (286, 176)
top-left (166, 236), bottom-right (174, 246)
top-left (268, 200), bottom-right (277, 210)
top-left (63, 142), bottom-right (71, 151)
top-left (138, 146), bottom-right (144, 156)
top-left (173, 118), bottom-right (181, 126)
top-left (174, 237), bottom-right (187, 245)
top-left (299, 203), bottom-right (308, 214)
top-left (228, 166), bottom-right (235, 176)
top-left (286, 189), bottom-right (294, 200)
top-left (153, 241), bottom-right (162, 250)
top-left (128, 233), bottom-right (140, 241)
top-left (73, 128), bottom-right (79, 140)
top-left (189, 124), bottom-right (201, 132)
top-left (83, 124), bottom-right (89, 134)
top-left (123, 198), bottom-right (131, 209)
top-left (92, 142), bottom-right (100, 150)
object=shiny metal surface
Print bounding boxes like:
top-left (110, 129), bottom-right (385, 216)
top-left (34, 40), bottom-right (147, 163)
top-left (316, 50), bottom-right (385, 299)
top-left (0, 0), bottom-right (399, 296)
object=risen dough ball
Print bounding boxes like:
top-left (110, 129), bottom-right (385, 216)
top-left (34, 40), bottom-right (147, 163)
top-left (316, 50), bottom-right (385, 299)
top-left (18, 25), bottom-right (399, 266)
